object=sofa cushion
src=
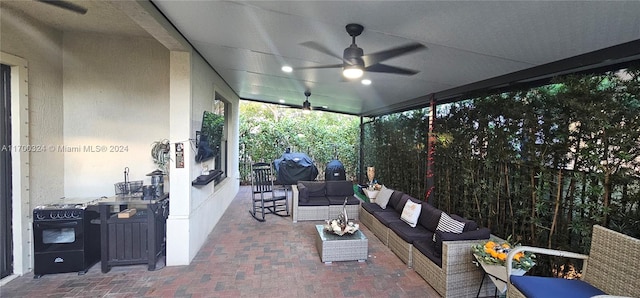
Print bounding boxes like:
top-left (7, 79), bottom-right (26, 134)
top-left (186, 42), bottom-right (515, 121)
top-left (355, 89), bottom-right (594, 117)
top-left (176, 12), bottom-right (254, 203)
top-left (299, 181), bottom-right (326, 197)
top-left (388, 190), bottom-right (405, 210)
top-left (375, 186), bottom-right (394, 209)
top-left (400, 200), bottom-right (422, 227)
top-left (361, 202), bottom-right (396, 214)
top-left (418, 203), bottom-right (443, 232)
top-left (510, 276), bottom-right (606, 298)
top-left (297, 183), bottom-right (309, 203)
top-left (372, 210), bottom-right (403, 226)
top-left (413, 239), bottom-right (442, 267)
top-left (450, 214), bottom-right (479, 232)
top-left (394, 194), bottom-right (421, 214)
top-left (388, 221), bottom-right (433, 244)
top-left (436, 212), bottom-right (465, 234)
top-left (298, 196), bottom-right (330, 206)
top-left (327, 196), bottom-right (360, 205)
top-left (432, 227), bottom-right (491, 257)
top-left (325, 180), bottom-right (354, 197)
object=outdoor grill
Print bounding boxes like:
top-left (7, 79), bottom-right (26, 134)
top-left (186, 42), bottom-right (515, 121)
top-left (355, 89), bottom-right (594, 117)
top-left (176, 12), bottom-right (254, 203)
top-left (324, 159), bottom-right (346, 181)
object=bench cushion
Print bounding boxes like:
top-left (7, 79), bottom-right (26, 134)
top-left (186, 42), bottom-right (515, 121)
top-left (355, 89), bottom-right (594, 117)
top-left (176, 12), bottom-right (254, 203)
top-left (413, 239), bottom-right (442, 267)
top-left (361, 202), bottom-right (396, 214)
top-left (418, 203), bottom-right (443, 232)
top-left (388, 221), bottom-right (433, 244)
top-left (325, 180), bottom-right (354, 197)
top-left (327, 195), bottom-right (360, 205)
top-left (388, 190), bottom-right (405, 210)
top-left (299, 181), bottom-right (326, 197)
top-left (372, 210), bottom-right (403, 226)
top-left (433, 228), bottom-right (491, 257)
top-left (510, 276), bottom-right (606, 298)
top-left (450, 214), bottom-right (479, 232)
top-left (298, 196), bottom-right (330, 206)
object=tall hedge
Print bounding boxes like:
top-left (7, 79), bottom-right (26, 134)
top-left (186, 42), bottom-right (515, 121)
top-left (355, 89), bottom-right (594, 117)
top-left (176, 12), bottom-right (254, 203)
top-left (363, 68), bottom-right (640, 276)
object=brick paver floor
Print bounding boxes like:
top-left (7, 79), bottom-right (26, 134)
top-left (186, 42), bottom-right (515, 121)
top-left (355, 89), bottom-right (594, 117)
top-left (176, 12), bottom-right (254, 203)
top-left (0, 186), bottom-right (441, 297)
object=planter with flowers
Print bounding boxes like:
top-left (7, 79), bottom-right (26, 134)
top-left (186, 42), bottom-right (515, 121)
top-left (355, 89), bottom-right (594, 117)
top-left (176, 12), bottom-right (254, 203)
top-left (471, 238), bottom-right (536, 294)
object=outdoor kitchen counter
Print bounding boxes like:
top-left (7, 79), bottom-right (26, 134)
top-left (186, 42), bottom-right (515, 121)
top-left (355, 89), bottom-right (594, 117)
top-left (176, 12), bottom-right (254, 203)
top-left (95, 193), bottom-right (169, 273)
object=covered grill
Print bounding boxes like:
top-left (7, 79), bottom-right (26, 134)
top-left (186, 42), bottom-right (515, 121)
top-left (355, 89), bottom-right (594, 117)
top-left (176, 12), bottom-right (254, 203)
top-left (273, 152), bottom-right (318, 185)
top-left (324, 159), bottom-right (346, 181)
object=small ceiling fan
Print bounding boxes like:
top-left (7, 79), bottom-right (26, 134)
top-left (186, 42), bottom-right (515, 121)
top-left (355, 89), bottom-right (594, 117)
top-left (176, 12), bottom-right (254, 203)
top-left (288, 90), bottom-right (326, 112)
top-left (35, 0), bottom-right (88, 15)
top-left (295, 23), bottom-right (426, 79)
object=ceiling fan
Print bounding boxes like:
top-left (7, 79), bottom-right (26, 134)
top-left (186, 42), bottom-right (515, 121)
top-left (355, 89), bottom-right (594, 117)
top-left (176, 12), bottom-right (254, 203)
top-left (295, 23), bottom-right (426, 79)
top-left (35, 0), bottom-right (88, 15)
top-left (289, 91), bottom-right (326, 112)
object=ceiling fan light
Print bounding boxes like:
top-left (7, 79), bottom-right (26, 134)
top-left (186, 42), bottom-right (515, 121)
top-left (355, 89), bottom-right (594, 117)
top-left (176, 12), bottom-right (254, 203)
top-left (343, 67), bottom-right (364, 79)
top-left (302, 99), bottom-right (312, 111)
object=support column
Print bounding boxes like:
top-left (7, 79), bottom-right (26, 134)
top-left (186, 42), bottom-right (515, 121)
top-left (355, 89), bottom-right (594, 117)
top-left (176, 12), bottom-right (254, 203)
top-left (425, 95), bottom-right (436, 202)
top-left (166, 51), bottom-right (192, 266)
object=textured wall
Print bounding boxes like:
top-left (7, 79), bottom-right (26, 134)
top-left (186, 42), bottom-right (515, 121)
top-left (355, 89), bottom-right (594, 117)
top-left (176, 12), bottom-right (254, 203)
top-left (62, 32), bottom-right (170, 197)
top-left (0, 7), bottom-right (64, 207)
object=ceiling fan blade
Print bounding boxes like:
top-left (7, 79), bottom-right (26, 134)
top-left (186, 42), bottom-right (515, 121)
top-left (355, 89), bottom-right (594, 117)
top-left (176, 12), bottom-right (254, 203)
top-left (293, 64), bottom-right (343, 70)
top-left (300, 41), bottom-right (343, 60)
top-left (35, 0), bottom-right (88, 14)
top-left (365, 63), bottom-right (420, 75)
top-left (362, 42), bottom-right (426, 66)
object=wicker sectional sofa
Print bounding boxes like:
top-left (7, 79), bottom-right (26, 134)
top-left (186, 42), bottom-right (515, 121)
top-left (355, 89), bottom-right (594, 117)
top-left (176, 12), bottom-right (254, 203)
top-left (358, 189), bottom-right (495, 298)
top-left (291, 180), bottom-right (361, 222)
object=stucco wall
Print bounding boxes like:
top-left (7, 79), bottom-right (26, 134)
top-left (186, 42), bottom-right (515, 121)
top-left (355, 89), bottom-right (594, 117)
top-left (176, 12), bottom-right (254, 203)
top-left (62, 32), bottom-right (170, 197)
top-left (166, 51), bottom-right (240, 266)
top-left (0, 6), bottom-right (64, 207)
top-left (1, 3), bottom-right (241, 274)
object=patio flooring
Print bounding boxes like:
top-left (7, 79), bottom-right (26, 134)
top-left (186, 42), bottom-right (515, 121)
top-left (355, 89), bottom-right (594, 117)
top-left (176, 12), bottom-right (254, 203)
top-left (0, 186), bottom-right (441, 298)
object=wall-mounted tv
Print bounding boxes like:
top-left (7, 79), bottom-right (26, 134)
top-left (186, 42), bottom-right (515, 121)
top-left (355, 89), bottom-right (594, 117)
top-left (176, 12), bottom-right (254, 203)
top-left (195, 110), bottom-right (224, 163)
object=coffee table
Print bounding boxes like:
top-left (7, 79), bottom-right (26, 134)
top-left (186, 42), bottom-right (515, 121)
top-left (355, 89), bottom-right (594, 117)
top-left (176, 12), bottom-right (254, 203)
top-left (314, 225), bottom-right (368, 263)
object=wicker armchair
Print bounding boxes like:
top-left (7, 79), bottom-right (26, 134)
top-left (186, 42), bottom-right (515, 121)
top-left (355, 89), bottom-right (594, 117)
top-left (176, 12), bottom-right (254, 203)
top-left (506, 225), bottom-right (640, 298)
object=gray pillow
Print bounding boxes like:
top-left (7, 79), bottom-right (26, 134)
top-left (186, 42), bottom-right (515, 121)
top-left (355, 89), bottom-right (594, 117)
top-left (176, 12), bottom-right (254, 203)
top-left (375, 186), bottom-right (394, 209)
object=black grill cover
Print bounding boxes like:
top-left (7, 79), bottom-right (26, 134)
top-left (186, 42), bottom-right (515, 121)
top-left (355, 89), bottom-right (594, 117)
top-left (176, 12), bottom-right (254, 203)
top-left (273, 152), bottom-right (318, 185)
top-left (325, 159), bottom-right (346, 181)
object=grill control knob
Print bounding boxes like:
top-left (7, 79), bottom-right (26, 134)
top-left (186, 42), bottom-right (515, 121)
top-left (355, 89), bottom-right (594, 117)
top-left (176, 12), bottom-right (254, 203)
top-left (35, 212), bottom-right (46, 220)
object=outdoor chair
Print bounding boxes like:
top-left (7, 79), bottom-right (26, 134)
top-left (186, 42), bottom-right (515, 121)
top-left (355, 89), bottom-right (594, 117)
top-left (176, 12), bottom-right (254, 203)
top-left (249, 162), bottom-right (289, 221)
top-left (506, 225), bottom-right (640, 298)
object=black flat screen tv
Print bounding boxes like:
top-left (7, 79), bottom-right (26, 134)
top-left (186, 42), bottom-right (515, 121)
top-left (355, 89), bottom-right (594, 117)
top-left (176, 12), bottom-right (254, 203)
top-left (195, 110), bottom-right (224, 163)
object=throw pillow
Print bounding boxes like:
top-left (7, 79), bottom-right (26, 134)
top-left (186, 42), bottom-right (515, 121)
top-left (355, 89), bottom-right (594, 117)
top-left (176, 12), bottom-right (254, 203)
top-left (400, 200), bottom-right (422, 228)
top-left (436, 212), bottom-right (465, 234)
top-left (375, 186), bottom-right (394, 209)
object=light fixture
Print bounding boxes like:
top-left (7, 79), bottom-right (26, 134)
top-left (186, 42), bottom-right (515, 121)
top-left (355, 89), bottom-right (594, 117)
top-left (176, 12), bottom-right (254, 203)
top-left (278, 99), bottom-right (285, 103)
top-left (342, 65), bottom-right (364, 79)
top-left (302, 99), bottom-right (311, 111)
top-left (361, 79), bottom-right (372, 85)
top-left (281, 65), bottom-right (293, 73)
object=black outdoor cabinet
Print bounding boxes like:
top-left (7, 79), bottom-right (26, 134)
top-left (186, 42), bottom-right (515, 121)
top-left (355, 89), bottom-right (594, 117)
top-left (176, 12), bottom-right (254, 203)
top-left (97, 194), bottom-right (169, 273)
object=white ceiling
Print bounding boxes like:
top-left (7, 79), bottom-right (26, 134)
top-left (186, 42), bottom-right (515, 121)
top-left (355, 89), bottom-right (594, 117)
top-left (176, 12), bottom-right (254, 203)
top-left (3, 0), bottom-right (640, 116)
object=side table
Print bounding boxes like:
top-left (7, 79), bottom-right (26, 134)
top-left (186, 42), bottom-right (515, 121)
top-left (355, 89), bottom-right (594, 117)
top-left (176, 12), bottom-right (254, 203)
top-left (314, 225), bottom-right (368, 263)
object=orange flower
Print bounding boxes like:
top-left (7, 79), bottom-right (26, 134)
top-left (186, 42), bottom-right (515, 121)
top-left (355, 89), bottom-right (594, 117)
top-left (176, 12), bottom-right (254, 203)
top-left (484, 241), bottom-right (496, 249)
top-left (490, 250), bottom-right (499, 258)
top-left (497, 252), bottom-right (507, 261)
top-left (514, 252), bottom-right (524, 261)
top-left (501, 243), bottom-right (511, 249)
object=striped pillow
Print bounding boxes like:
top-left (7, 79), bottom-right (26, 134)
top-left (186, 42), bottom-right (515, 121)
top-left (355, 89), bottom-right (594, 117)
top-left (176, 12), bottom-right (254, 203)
top-left (436, 212), bottom-right (465, 234)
